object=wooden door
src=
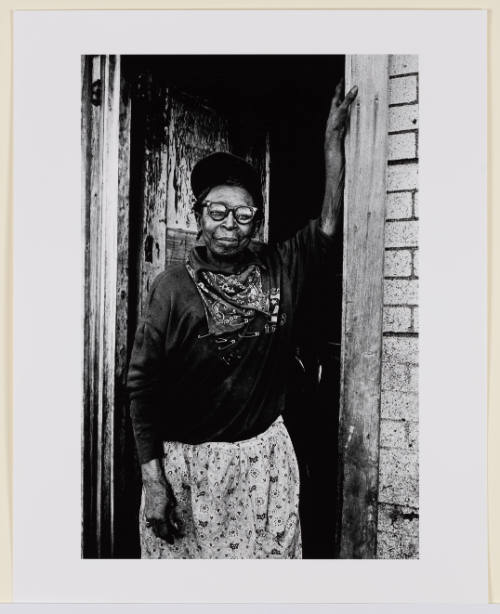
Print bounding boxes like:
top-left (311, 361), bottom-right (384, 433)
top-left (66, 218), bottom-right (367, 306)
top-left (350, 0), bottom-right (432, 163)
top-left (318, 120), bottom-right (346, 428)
top-left (82, 55), bottom-right (271, 557)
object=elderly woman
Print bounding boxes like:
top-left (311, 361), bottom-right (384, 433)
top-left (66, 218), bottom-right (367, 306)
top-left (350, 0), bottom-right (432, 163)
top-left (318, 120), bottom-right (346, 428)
top-left (127, 82), bottom-right (358, 559)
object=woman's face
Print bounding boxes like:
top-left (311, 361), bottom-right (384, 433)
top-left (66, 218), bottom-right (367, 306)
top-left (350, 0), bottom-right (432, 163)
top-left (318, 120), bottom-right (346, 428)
top-left (197, 185), bottom-right (258, 260)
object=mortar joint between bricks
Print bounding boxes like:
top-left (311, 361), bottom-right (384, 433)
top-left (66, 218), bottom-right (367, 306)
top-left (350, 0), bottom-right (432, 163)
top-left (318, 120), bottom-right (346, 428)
top-left (388, 129), bottom-right (418, 136)
top-left (389, 101), bottom-right (418, 108)
top-left (386, 217), bottom-right (418, 223)
top-left (385, 246), bottom-right (419, 253)
top-left (389, 72), bottom-right (419, 79)
top-left (387, 158), bottom-right (419, 166)
top-left (384, 276), bottom-right (417, 281)
top-left (382, 331), bottom-right (419, 338)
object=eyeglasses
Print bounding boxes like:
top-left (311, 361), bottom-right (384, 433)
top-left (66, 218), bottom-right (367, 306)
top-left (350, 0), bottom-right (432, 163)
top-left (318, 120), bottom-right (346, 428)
top-left (202, 201), bottom-right (258, 224)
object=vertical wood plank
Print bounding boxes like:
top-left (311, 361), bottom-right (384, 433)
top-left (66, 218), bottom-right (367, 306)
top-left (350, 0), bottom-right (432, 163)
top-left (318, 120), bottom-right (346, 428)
top-left (81, 54), bottom-right (95, 558)
top-left (82, 54), bottom-right (121, 558)
top-left (88, 54), bottom-right (104, 557)
top-left (100, 55), bottom-right (121, 557)
top-left (113, 59), bottom-right (134, 556)
top-left (113, 61), bottom-right (142, 557)
top-left (339, 55), bottom-right (389, 558)
top-left (115, 67), bottom-right (131, 441)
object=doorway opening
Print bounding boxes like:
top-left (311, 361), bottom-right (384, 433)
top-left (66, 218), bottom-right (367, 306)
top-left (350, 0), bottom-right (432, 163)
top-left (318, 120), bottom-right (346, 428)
top-left (121, 54), bottom-right (345, 558)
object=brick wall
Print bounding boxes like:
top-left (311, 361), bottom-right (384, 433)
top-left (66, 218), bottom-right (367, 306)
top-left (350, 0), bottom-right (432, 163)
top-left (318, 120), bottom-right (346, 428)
top-left (377, 55), bottom-right (419, 559)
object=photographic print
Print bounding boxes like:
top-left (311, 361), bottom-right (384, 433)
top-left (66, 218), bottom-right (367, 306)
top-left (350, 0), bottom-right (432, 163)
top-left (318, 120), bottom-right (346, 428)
top-left (81, 53), bottom-right (419, 560)
top-left (11, 8), bottom-right (487, 602)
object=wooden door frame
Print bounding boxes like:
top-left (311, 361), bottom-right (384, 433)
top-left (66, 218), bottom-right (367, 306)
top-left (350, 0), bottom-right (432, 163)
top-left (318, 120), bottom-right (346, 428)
top-left (337, 55), bottom-right (390, 558)
top-left (82, 54), bottom-right (132, 558)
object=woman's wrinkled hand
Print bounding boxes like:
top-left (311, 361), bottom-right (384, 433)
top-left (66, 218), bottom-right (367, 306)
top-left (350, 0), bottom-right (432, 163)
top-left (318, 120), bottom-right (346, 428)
top-left (144, 478), bottom-right (184, 544)
top-left (324, 79), bottom-right (358, 157)
top-left (141, 458), bottom-right (183, 543)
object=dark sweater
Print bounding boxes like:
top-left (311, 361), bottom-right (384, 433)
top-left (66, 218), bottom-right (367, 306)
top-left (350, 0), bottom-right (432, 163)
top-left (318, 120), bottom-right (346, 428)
top-left (127, 219), bottom-right (334, 464)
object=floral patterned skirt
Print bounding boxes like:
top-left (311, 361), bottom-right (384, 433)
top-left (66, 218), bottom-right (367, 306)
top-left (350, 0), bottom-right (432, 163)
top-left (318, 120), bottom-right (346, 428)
top-left (139, 415), bottom-right (302, 559)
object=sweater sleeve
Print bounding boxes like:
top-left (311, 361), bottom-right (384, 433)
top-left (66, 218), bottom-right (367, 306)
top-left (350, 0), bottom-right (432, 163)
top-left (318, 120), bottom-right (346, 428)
top-left (127, 274), bottom-right (170, 464)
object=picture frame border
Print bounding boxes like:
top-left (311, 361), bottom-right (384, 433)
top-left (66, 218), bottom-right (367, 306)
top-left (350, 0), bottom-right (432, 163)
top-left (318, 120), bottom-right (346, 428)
top-left (1, 1), bottom-right (497, 605)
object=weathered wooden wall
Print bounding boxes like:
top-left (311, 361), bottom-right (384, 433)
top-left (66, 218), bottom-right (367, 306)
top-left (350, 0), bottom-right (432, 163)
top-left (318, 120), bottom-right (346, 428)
top-left (339, 55), bottom-right (389, 558)
top-left (82, 55), bottom-right (122, 558)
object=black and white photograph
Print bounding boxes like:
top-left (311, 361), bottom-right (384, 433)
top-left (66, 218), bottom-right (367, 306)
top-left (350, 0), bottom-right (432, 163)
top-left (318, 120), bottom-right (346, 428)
top-left (11, 7), bottom-right (489, 602)
top-left (81, 53), bottom-right (420, 560)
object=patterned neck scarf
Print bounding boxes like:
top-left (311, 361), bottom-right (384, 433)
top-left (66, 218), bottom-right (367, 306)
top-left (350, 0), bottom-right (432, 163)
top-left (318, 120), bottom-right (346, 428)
top-left (186, 247), bottom-right (270, 336)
